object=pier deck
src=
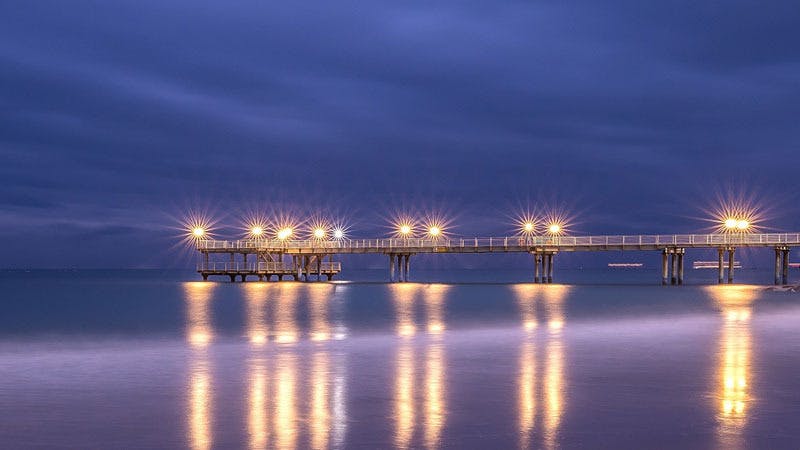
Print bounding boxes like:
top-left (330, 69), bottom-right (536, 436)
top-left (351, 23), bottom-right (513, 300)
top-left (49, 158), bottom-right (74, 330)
top-left (196, 232), bottom-right (800, 285)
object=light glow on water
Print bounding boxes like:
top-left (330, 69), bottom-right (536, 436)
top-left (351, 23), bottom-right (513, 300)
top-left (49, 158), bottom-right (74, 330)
top-left (512, 284), bottom-right (570, 449)
top-left (394, 342), bottom-right (415, 449)
top-left (274, 285), bottom-right (299, 344)
top-left (311, 351), bottom-right (331, 450)
top-left (392, 284), bottom-right (418, 338)
top-left (274, 352), bottom-right (297, 450)
top-left (707, 285), bottom-right (755, 448)
top-left (245, 283), bottom-right (269, 347)
top-left (309, 284), bottom-right (334, 342)
top-left (248, 358), bottom-right (268, 450)
top-left (185, 282), bottom-right (214, 348)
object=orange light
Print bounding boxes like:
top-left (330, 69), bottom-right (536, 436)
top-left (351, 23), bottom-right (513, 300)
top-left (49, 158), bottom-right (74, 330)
top-left (277, 228), bottom-right (293, 240)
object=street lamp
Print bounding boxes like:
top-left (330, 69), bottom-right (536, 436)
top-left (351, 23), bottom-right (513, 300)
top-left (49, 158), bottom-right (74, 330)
top-left (547, 223), bottom-right (562, 234)
top-left (250, 226), bottom-right (264, 238)
top-left (277, 227), bottom-right (293, 240)
top-left (523, 222), bottom-right (535, 233)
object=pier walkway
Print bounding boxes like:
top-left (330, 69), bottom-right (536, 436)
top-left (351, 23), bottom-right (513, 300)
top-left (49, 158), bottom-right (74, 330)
top-left (196, 232), bottom-right (800, 285)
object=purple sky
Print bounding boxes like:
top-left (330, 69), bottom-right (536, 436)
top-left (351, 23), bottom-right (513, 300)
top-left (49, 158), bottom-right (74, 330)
top-left (1, 1), bottom-right (798, 268)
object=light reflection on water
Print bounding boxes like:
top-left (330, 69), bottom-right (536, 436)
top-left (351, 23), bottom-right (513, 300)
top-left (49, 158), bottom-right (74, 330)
top-left (390, 284), bottom-right (449, 449)
top-left (159, 281), bottom-right (799, 449)
top-left (707, 285), bottom-right (755, 450)
top-left (184, 282), bottom-right (214, 450)
top-left (513, 284), bottom-right (569, 450)
top-left (246, 283), bottom-right (346, 450)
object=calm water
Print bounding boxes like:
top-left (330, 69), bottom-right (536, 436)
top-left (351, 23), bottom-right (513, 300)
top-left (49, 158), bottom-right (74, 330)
top-left (1, 270), bottom-right (800, 449)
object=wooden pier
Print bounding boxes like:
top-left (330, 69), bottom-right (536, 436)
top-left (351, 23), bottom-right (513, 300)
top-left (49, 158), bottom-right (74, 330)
top-left (196, 232), bottom-right (800, 285)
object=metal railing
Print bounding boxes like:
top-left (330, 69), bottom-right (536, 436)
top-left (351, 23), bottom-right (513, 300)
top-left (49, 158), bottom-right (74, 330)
top-left (197, 232), bottom-right (800, 250)
top-left (197, 262), bottom-right (342, 272)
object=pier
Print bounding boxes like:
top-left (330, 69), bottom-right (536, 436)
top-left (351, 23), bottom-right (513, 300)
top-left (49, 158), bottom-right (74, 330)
top-left (196, 232), bottom-right (800, 285)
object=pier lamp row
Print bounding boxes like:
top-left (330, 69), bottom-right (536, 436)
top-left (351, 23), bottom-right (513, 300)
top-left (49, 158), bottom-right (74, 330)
top-left (186, 212), bottom-right (753, 241)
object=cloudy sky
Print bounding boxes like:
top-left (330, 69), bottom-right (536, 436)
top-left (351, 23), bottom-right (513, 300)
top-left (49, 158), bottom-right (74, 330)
top-left (1, 1), bottom-right (798, 268)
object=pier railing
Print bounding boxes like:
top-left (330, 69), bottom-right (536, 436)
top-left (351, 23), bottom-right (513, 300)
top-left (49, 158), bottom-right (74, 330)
top-left (196, 232), bottom-right (800, 251)
top-left (197, 262), bottom-right (342, 272)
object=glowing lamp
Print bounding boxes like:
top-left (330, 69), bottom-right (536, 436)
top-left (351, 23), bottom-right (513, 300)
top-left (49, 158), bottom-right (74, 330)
top-left (313, 228), bottom-right (326, 239)
top-left (523, 222), bottom-right (535, 233)
top-left (724, 218), bottom-right (738, 229)
top-left (399, 224), bottom-right (412, 236)
top-left (548, 224), bottom-right (561, 234)
top-left (736, 220), bottom-right (749, 230)
top-left (277, 228), bottom-right (293, 240)
top-left (192, 227), bottom-right (206, 238)
top-left (333, 229), bottom-right (344, 239)
top-left (250, 226), bottom-right (264, 237)
top-left (428, 226), bottom-right (441, 237)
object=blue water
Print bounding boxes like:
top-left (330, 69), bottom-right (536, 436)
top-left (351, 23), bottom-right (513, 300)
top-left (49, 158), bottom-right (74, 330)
top-left (1, 269), bottom-right (799, 449)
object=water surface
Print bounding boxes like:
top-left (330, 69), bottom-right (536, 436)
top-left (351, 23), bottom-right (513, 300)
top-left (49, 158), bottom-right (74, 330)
top-left (1, 270), bottom-right (799, 449)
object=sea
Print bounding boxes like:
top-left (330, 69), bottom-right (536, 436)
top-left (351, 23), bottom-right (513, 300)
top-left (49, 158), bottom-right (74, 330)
top-left (1, 268), bottom-right (799, 449)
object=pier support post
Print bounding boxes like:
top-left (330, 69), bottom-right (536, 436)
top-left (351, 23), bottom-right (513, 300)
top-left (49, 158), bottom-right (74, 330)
top-left (296, 256), bottom-right (302, 281)
top-left (404, 254), bottom-right (410, 282)
top-left (534, 253), bottom-right (541, 283)
top-left (782, 249), bottom-right (790, 285)
top-left (540, 252), bottom-right (550, 284)
top-left (203, 252), bottom-right (209, 269)
top-left (718, 249), bottom-right (725, 284)
top-left (678, 250), bottom-right (684, 285)
top-left (397, 254), bottom-right (403, 282)
top-left (389, 254), bottom-right (396, 282)
top-left (775, 248), bottom-right (782, 285)
top-left (547, 253), bottom-right (554, 283)
top-left (662, 250), bottom-right (668, 285)
top-left (229, 274), bottom-right (236, 283)
top-left (727, 249), bottom-right (735, 284)
top-left (670, 251), bottom-right (677, 285)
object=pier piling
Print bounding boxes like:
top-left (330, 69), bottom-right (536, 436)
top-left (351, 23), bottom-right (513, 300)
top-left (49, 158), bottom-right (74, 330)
top-left (727, 249), bottom-right (735, 284)
top-left (782, 249), bottom-right (790, 285)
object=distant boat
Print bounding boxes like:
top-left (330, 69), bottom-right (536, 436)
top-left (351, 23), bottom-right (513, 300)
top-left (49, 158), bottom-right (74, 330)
top-left (608, 263), bottom-right (644, 268)
top-left (693, 261), bottom-right (742, 269)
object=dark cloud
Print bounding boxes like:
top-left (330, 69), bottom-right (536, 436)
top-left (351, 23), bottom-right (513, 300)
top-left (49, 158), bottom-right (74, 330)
top-left (0, 0), bottom-right (798, 267)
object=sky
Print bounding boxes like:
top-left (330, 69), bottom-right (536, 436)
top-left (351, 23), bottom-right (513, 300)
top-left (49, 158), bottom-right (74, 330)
top-left (1, 1), bottom-right (798, 268)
